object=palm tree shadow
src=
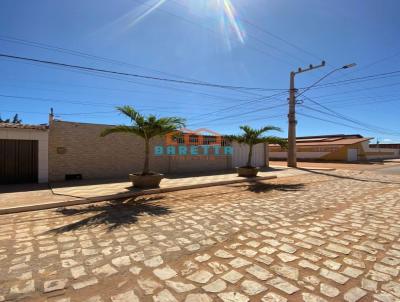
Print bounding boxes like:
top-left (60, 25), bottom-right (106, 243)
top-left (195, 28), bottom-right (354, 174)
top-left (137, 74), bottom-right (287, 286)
top-left (49, 196), bottom-right (170, 233)
top-left (233, 181), bottom-right (305, 193)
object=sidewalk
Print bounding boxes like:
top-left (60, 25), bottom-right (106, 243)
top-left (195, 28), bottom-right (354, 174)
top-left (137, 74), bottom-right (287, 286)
top-left (0, 167), bottom-right (308, 214)
top-left (269, 160), bottom-right (400, 171)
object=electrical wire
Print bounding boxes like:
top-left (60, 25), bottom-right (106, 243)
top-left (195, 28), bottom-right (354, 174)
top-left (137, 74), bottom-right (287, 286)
top-left (297, 111), bottom-right (400, 137)
top-left (187, 103), bottom-right (287, 127)
top-left (0, 53), bottom-right (281, 91)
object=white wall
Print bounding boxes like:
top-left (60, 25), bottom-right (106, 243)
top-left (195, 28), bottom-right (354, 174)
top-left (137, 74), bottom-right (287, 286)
top-left (0, 128), bottom-right (49, 183)
top-left (362, 141), bottom-right (399, 160)
top-left (232, 142), bottom-right (267, 167)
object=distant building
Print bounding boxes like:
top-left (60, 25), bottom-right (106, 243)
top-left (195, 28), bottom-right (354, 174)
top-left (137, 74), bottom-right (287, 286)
top-left (270, 134), bottom-right (399, 162)
top-left (370, 143), bottom-right (400, 149)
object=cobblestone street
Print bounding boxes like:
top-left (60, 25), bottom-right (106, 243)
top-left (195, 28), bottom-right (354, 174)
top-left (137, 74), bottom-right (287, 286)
top-left (1, 169), bottom-right (400, 301)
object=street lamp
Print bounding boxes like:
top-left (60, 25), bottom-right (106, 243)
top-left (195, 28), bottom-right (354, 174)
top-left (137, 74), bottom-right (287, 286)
top-left (287, 62), bottom-right (357, 168)
top-left (296, 63), bottom-right (357, 98)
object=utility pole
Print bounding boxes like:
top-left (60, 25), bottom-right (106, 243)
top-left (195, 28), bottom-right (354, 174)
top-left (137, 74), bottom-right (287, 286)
top-left (287, 61), bottom-right (326, 167)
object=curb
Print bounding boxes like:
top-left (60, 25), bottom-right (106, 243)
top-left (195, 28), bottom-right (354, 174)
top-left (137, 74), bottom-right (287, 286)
top-left (0, 175), bottom-right (277, 215)
top-left (297, 167), bottom-right (336, 171)
top-left (270, 165), bottom-right (336, 171)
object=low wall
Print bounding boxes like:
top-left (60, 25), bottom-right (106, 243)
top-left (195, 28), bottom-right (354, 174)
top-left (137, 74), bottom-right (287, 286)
top-left (364, 148), bottom-right (399, 160)
top-left (48, 121), bottom-right (231, 182)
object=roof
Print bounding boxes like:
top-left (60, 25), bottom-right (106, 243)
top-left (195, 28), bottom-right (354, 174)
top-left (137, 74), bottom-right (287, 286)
top-left (0, 123), bottom-right (48, 131)
top-left (296, 134), bottom-right (363, 139)
top-left (296, 137), bottom-right (372, 146)
top-left (271, 134), bottom-right (372, 147)
top-left (296, 134), bottom-right (372, 146)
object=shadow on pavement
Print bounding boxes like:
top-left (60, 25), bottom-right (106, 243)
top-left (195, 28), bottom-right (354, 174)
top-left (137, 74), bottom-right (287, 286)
top-left (233, 181), bottom-right (305, 193)
top-left (297, 168), bottom-right (400, 185)
top-left (49, 196), bottom-right (170, 233)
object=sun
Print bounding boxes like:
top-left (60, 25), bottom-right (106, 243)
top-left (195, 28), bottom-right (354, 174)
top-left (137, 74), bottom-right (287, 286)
top-left (115, 0), bottom-right (246, 45)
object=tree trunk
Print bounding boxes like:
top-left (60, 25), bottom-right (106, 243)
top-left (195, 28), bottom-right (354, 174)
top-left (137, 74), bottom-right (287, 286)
top-left (246, 144), bottom-right (253, 167)
top-left (143, 138), bottom-right (150, 175)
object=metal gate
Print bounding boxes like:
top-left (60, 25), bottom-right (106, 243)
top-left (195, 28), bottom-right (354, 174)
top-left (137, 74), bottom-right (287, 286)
top-left (0, 139), bottom-right (38, 184)
top-left (232, 142), bottom-right (266, 167)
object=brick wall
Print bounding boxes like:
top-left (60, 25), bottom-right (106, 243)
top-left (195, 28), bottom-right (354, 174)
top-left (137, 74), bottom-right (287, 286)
top-left (48, 121), bottom-right (231, 182)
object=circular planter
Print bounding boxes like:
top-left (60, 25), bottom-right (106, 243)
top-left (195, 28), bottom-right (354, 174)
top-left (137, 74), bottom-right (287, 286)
top-left (129, 173), bottom-right (164, 188)
top-left (237, 167), bottom-right (259, 177)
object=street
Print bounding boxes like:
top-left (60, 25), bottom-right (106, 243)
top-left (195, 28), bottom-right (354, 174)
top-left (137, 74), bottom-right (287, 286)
top-left (1, 168), bottom-right (400, 301)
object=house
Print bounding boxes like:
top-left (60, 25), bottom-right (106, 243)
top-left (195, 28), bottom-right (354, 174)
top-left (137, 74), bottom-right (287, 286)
top-left (0, 118), bottom-right (269, 184)
top-left (269, 134), bottom-right (399, 162)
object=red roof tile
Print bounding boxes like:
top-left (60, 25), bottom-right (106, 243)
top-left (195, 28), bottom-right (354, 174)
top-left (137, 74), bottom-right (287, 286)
top-left (0, 123), bottom-right (48, 131)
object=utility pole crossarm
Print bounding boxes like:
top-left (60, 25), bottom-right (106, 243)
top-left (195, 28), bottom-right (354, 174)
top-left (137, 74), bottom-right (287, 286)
top-left (294, 61), bottom-right (326, 75)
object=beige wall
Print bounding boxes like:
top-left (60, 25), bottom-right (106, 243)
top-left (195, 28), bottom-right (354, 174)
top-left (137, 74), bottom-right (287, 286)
top-left (49, 120), bottom-right (231, 182)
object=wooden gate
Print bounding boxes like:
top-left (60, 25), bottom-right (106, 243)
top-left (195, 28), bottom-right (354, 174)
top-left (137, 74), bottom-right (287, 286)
top-left (0, 139), bottom-right (38, 184)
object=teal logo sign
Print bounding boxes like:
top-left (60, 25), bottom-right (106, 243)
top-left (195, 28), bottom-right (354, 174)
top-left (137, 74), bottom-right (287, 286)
top-left (155, 128), bottom-right (233, 159)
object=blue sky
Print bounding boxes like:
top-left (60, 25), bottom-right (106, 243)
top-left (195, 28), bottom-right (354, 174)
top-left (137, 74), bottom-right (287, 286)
top-left (1, 0), bottom-right (399, 142)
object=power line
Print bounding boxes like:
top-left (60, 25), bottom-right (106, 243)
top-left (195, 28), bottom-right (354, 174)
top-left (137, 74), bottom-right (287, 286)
top-left (298, 69), bottom-right (400, 91)
top-left (0, 93), bottom-right (214, 113)
top-left (238, 18), bottom-right (323, 63)
top-left (299, 102), bottom-right (400, 137)
top-left (1, 51), bottom-right (281, 105)
top-left (306, 80), bottom-right (400, 100)
top-left (297, 111), bottom-right (400, 137)
top-left (197, 113), bottom-right (287, 127)
top-left (0, 93), bottom-right (118, 107)
top-left (190, 91), bottom-right (288, 121)
top-left (0, 53), bottom-right (282, 91)
top-left (135, 0), bottom-right (301, 66)
top-left (187, 103), bottom-right (287, 127)
top-left (0, 35), bottom-right (290, 104)
top-left (0, 35), bottom-right (284, 92)
top-left (325, 49), bottom-right (400, 81)
top-left (300, 101), bottom-right (400, 136)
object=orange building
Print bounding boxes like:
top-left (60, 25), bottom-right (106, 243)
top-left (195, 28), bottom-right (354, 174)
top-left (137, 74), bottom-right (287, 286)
top-left (270, 134), bottom-right (399, 162)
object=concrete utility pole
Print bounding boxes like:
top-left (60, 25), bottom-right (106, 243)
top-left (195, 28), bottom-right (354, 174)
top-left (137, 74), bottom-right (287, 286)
top-left (287, 61), bottom-right (326, 167)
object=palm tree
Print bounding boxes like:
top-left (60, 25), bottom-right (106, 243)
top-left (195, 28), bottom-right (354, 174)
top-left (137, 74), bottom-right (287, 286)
top-left (101, 106), bottom-right (185, 175)
top-left (228, 125), bottom-right (287, 168)
top-left (0, 113), bottom-right (22, 124)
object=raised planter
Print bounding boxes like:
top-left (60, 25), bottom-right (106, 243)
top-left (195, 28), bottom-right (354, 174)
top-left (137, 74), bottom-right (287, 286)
top-left (129, 173), bottom-right (164, 188)
top-left (237, 167), bottom-right (260, 177)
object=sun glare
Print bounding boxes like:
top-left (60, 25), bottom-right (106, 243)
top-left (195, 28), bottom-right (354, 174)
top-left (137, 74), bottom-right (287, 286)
top-left (118, 0), bottom-right (246, 46)
top-left (128, 0), bottom-right (168, 28)
top-left (220, 0), bottom-right (246, 44)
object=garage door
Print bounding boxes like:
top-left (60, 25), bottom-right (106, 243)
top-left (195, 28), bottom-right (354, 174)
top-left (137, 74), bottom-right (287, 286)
top-left (0, 139), bottom-right (38, 184)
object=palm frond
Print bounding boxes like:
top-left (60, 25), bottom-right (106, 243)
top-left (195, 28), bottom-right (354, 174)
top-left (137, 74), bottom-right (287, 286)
top-left (116, 106), bottom-right (145, 126)
top-left (255, 136), bottom-right (287, 147)
top-left (100, 125), bottom-right (142, 137)
top-left (258, 125), bottom-right (282, 134)
top-left (230, 125), bottom-right (285, 146)
top-left (103, 106), bottom-right (185, 140)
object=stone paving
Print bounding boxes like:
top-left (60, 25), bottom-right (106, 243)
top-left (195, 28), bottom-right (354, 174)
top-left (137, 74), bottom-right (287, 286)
top-left (1, 169), bottom-right (400, 301)
top-left (0, 167), bottom-right (303, 213)
top-left (50, 169), bottom-right (297, 199)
